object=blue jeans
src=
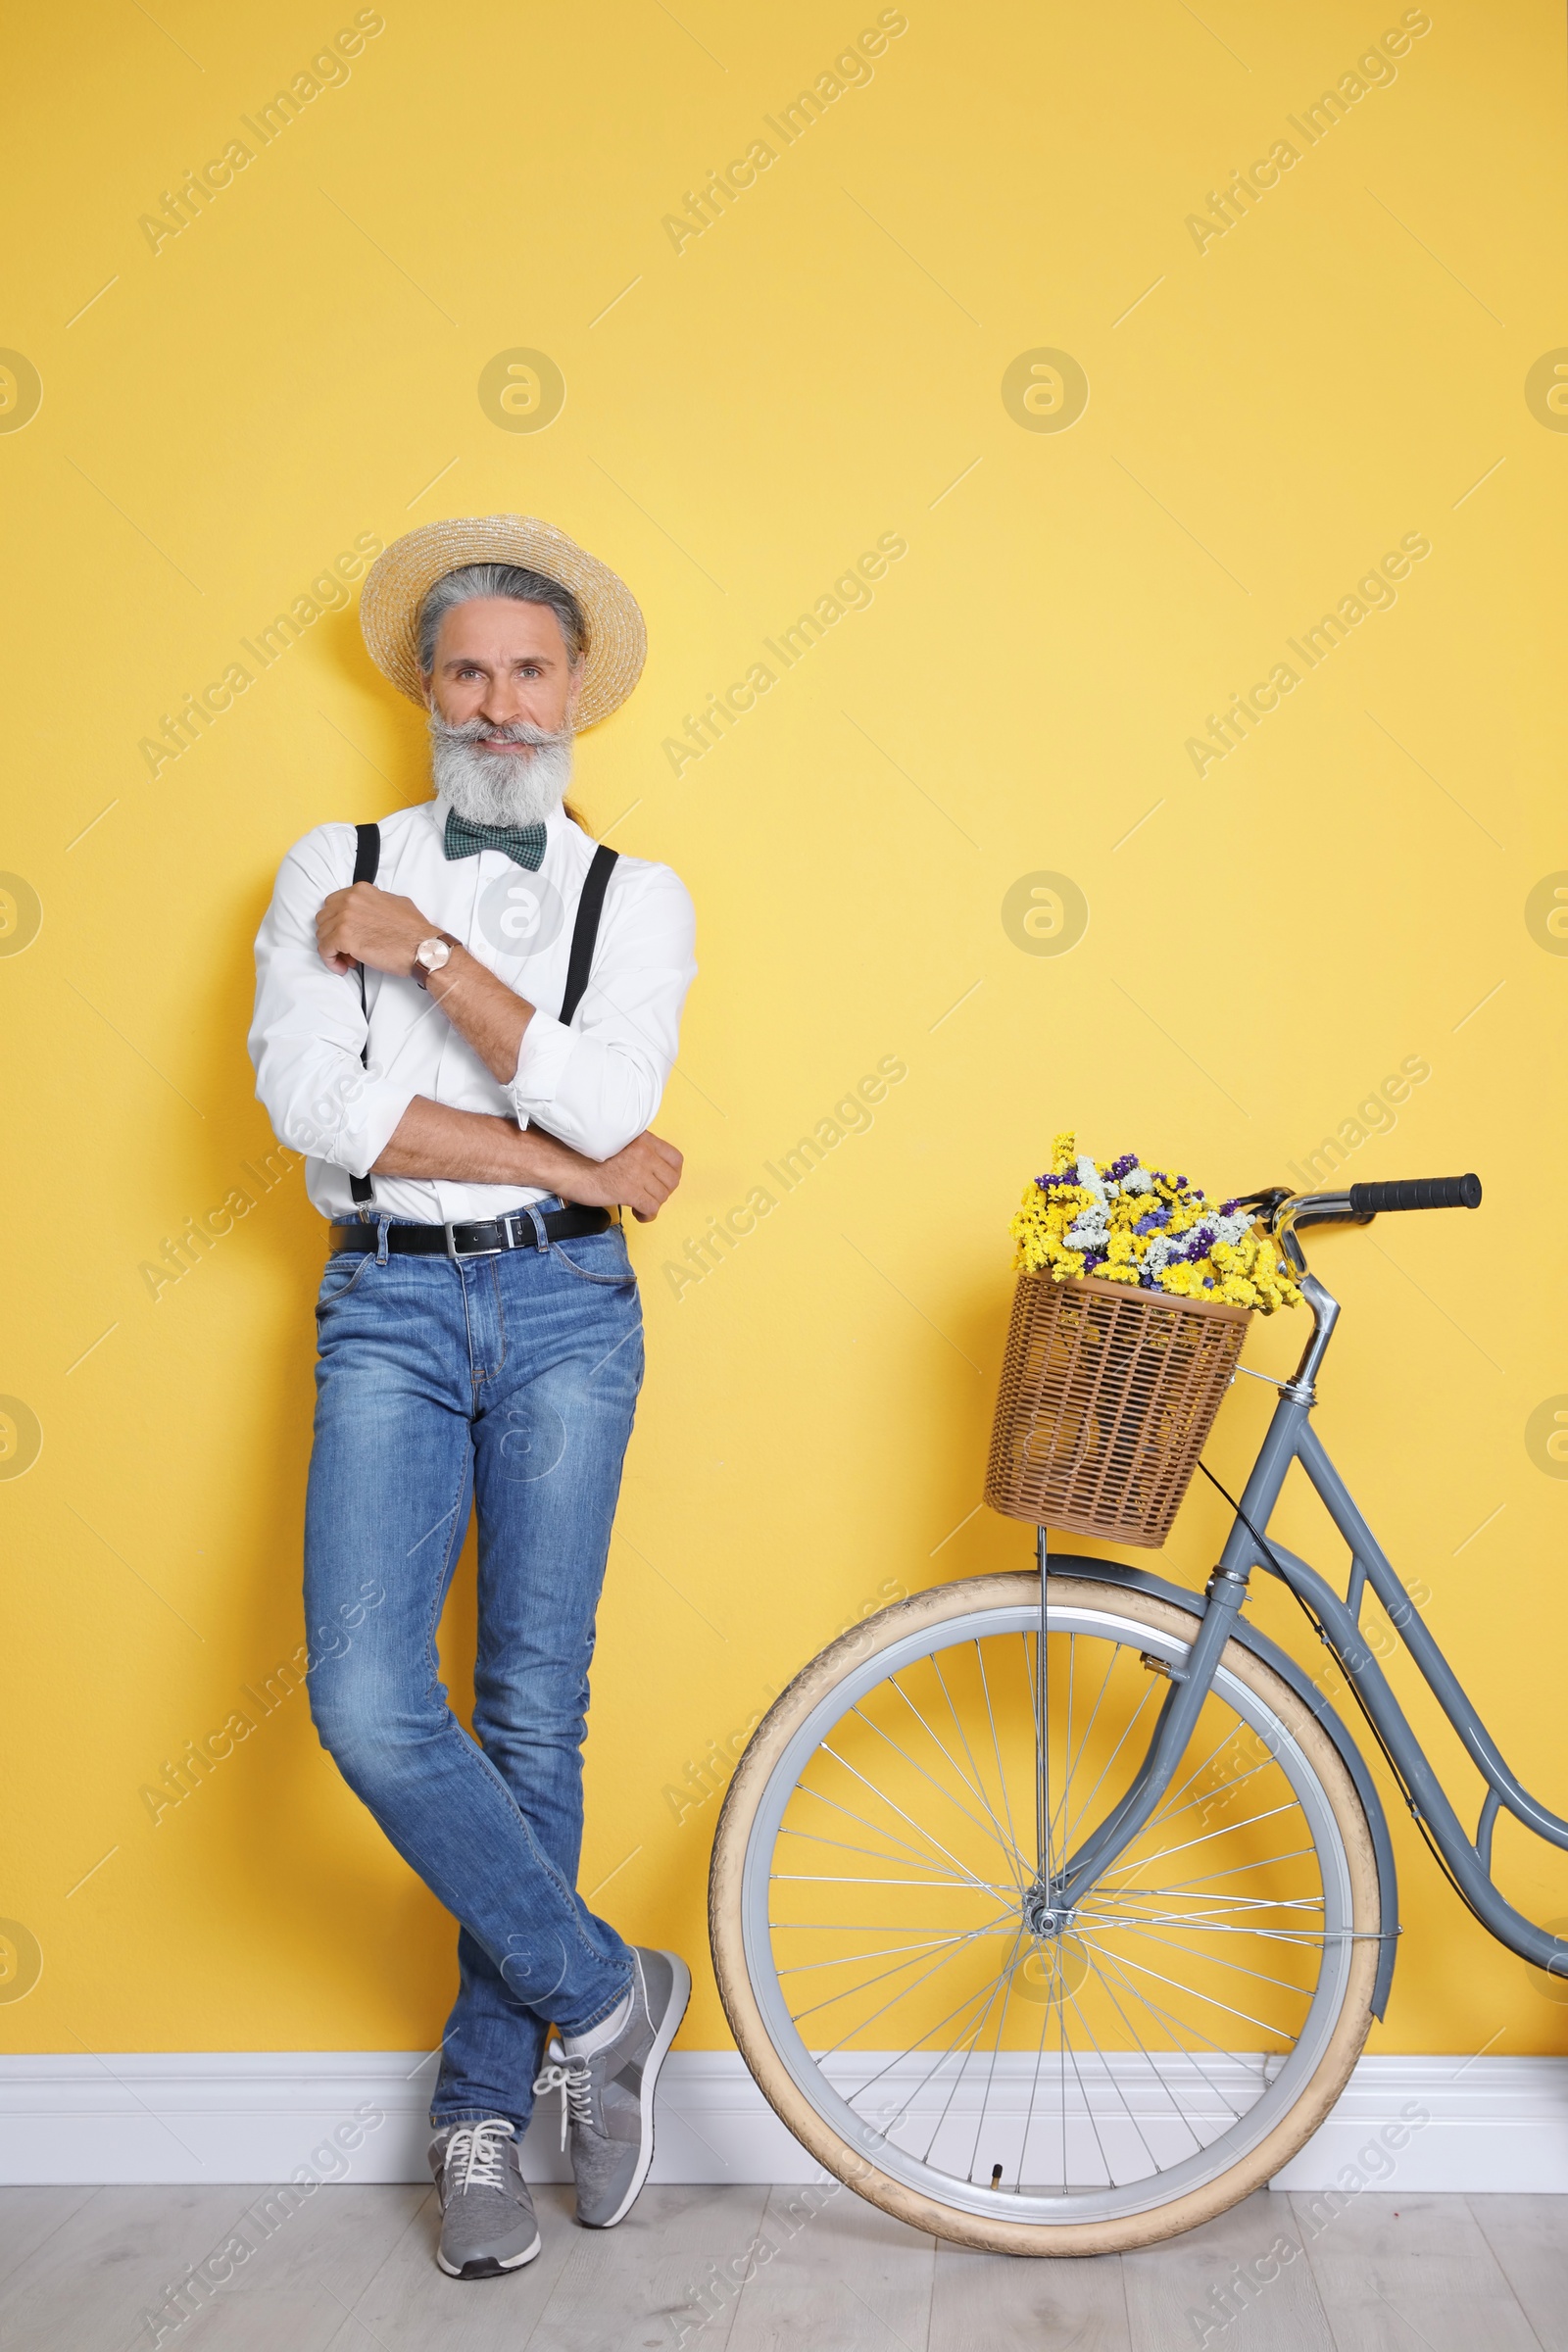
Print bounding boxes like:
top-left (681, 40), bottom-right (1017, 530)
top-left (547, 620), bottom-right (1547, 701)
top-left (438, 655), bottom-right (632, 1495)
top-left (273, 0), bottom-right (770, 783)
top-left (303, 1203), bottom-right (641, 2132)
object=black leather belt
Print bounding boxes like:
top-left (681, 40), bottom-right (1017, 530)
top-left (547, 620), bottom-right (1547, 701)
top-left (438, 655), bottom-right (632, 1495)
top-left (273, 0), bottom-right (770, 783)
top-left (329, 1206), bottom-right (612, 1261)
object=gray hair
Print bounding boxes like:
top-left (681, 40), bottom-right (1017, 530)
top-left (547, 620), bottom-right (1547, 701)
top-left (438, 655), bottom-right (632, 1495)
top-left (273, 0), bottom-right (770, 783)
top-left (416, 563), bottom-right (587, 675)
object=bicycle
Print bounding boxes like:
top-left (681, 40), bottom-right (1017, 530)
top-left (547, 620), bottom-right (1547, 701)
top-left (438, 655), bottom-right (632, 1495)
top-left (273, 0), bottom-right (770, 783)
top-left (708, 1172), bottom-right (1568, 2254)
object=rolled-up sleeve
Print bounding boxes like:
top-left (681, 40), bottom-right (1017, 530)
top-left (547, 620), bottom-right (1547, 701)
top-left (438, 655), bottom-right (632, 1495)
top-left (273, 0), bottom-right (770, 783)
top-left (507, 861), bottom-right (697, 1159)
top-left (248, 824), bottom-right (420, 1177)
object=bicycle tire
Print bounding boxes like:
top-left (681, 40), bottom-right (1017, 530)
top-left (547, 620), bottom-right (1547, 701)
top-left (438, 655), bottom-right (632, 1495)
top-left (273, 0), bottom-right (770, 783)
top-left (709, 1572), bottom-right (1381, 2256)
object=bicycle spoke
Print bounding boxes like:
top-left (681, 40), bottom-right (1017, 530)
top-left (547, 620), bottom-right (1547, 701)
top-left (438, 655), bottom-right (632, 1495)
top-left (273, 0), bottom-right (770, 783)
top-left (772, 1873), bottom-right (1014, 1892)
top-left (1081, 1901), bottom-right (1328, 1940)
top-left (790, 1784), bottom-right (992, 1883)
top-left (1062, 1977), bottom-right (1163, 2180)
top-left (1102, 1887), bottom-right (1324, 1913)
top-left (1137, 1717), bottom-right (1275, 1839)
top-left (852, 2003), bottom-right (998, 2132)
top-left (1015, 1936), bottom-right (1061, 2188)
top-left (825, 1932), bottom-right (1032, 2081)
top-left (1088, 1942), bottom-right (1298, 2041)
top-left (777, 1824), bottom-right (994, 1873)
top-left (1087, 1919), bottom-right (1317, 2000)
top-left (1097, 1847), bottom-right (1316, 1897)
top-left (1055, 1978), bottom-right (1115, 2186)
top-left (1084, 1939), bottom-right (1264, 2110)
top-left (795, 1907), bottom-right (1020, 2033)
top-left (902, 1993), bottom-right (1012, 2168)
top-left (972, 1642), bottom-right (1025, 1889)
top-left (846, 1700), bottom-right (1031, 1889)
top-left (919, 1960), bottom-right (1014, 2174)
top-left (1082, 1946), bottom-right (1247, 2143)
top-left (894, 1664), bottom-right (1030, 1892)
top-left (1059, 1678), bottom-right (1160, 1859)
top-left (959, 1948), bottom-right (1021, 2184)
top-left (1079, 1958), bottom-right (1216, 2154)
top-left (1095, 1801), bottom-right (1298, 1884)
top-left (775, 1929), bottom-right (1007, 1976)
top-left (1140, 1752), bottom-right (1278, 1845)
top-left (1051, 1636), bottom-right (1119, 1864)
top-left (818, 1740), bottom-right (991, 1889)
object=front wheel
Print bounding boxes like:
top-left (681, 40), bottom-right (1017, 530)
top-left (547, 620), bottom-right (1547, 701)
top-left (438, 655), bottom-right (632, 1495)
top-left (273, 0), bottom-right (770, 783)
top-left (709, 1572), bottom-right (1382, 2255)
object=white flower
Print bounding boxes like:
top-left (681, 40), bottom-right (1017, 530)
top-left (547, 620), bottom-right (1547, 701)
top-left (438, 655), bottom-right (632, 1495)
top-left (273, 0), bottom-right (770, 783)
top-left (1075, 1154), bottom-right (1107, 1199)
top-left (1121, 1167), bottom-right (1154, 1195)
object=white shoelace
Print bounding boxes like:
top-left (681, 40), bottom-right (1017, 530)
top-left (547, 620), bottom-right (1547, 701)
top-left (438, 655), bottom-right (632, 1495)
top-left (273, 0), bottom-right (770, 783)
top-left (532, 2044), bottom-right (593, 2151)
top-left (444, 2116), bottom-right (514, 2194)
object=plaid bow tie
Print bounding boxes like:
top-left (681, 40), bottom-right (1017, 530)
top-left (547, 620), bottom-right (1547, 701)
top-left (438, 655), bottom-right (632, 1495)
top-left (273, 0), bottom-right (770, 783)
top-left (443, 808), bottom-right (547, 870)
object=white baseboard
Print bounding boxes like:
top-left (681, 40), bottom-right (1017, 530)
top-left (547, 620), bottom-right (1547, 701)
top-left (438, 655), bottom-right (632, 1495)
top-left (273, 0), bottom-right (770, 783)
top-left (0, 2050), bottom-right (1563, 2193)
top-left (1266, 2054), bottom-right (1568, 2194)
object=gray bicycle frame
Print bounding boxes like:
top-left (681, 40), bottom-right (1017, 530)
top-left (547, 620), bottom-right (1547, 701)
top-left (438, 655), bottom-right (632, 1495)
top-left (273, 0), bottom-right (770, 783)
top-left (1052, 1189), bottom-right (1568, 1981)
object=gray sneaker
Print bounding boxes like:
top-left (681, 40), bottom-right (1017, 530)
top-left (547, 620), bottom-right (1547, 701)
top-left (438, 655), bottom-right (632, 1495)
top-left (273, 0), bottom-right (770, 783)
top-left (428, 2117), bottom-right (541, 2278)
top-left (532, 1947), bottom-right (691, 2228)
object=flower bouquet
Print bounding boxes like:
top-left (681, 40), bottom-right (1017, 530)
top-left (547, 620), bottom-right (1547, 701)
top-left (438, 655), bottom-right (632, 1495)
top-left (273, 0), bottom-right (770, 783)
top-left (1009, 1132), bottom-right (1300, 1313)
top-left (987, 1133), bottom-right (1293, 1546)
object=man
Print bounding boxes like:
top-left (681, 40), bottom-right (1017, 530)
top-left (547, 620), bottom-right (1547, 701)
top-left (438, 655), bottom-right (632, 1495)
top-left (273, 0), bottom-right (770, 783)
top-left (249, 516), bottom-right (696, 2279)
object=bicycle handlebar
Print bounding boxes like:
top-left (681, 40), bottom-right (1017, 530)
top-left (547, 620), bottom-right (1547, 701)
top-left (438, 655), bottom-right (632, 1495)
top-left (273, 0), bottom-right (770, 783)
top-left (1346, 1174), bottom-right (1482, 1214)
top-left (1250, 1172), bottom-right (1484, 1395)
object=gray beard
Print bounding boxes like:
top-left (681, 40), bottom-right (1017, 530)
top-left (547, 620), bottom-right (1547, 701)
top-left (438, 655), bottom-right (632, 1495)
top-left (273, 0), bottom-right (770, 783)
top-left (429, 711), bottom-right (574, 827)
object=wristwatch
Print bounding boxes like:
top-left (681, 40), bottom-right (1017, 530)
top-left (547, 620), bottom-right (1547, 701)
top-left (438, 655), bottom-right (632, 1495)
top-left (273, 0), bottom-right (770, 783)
top-left (411, 931), bottom-right (459, 989)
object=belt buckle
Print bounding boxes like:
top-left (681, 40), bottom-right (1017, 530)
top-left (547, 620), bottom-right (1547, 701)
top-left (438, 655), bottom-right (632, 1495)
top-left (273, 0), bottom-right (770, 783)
top-left (443, 1219), bottom-right (505, 1261)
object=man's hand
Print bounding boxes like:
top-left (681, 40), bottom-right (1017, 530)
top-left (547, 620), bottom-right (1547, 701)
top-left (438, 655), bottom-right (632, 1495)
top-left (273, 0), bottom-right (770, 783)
top-left (553, 1130), bottom-right (684, 1222)
top-left (318, 882), bottom-right (432, 979)
top-left (371, 1100), bottom-right (683, 1221)
top-left (318, 883), bottom-right (536, 1085)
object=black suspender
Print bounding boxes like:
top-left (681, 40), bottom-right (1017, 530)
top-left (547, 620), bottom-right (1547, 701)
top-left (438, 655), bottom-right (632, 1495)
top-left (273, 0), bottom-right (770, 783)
top-left (561, 844), bottom-right (619, 1024)
top-left (352, 821), bottom-right (383, 887)
top-left (347, 823), bottom-right (381, 1208)
top-left (345, 827), bottom-right (619, 1213)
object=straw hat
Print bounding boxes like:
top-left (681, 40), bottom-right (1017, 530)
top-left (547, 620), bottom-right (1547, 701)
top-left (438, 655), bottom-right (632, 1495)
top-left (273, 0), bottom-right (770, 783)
top-left (358, 514), bottom-right (647, 726)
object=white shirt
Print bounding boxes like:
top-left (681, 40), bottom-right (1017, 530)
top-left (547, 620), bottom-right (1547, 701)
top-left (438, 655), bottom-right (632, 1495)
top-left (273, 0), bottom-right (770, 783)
top-left (249, 796), bottom-right (697, 1225)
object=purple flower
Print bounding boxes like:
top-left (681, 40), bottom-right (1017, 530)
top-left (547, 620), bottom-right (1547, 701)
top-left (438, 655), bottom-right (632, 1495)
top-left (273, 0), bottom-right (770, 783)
top-left (1106, 1152), bottom-right (1140, 1180)
top-left (1134, 1208), bottom-right (1170, 1235)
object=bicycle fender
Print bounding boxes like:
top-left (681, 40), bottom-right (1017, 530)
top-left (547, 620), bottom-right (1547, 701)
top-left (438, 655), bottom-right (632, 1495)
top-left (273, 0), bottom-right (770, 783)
top-left (1047, 1552), bottom-right (1399, 2019)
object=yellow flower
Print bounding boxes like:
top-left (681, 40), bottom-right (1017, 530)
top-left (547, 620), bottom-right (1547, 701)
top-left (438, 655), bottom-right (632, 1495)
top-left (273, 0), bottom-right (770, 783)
top-left (1012, 1134), bottom-right (1302, 1313)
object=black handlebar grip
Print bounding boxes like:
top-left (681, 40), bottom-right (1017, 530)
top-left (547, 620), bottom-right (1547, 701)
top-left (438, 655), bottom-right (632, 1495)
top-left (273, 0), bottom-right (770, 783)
top-left (1347, 1174), bottom-right (1482, 1214)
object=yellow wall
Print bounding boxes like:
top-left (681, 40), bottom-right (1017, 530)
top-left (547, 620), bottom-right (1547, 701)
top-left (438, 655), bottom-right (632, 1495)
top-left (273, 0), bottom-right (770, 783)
top-left (2, 0), bottom-right (1564, 2063)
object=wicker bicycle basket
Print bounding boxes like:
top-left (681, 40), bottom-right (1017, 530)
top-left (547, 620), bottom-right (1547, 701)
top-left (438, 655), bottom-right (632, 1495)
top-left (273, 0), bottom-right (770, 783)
top-left (985, 1273), bottom-right (1250, 1548)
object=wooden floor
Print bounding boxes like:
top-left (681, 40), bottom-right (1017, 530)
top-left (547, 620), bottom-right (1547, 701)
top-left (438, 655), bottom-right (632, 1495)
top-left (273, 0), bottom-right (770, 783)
top-left (1, 2181), bottom-right (1564, 2351)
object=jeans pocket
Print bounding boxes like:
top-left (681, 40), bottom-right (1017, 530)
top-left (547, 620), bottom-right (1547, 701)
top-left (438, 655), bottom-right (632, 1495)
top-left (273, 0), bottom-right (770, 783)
top-left (317, 1250), bottom-right (374, 1309)
top-left (551, 1231), bottom-right (637, 1288)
